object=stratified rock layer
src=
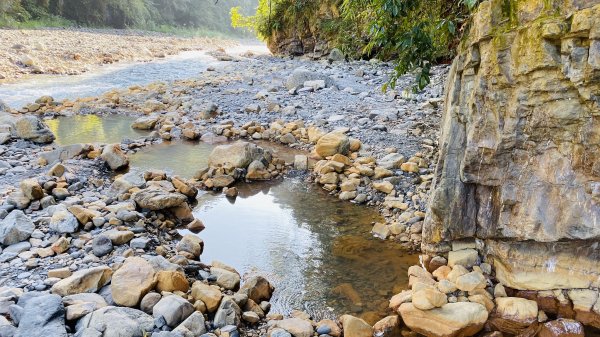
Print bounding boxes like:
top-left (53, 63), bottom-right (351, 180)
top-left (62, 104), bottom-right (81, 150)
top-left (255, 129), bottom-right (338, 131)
top-left (423, 0), bottom-right (600, 290)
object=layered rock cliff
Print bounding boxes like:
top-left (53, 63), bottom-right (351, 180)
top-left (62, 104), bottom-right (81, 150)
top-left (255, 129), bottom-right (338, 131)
top-left (424, 0), bottom-right (600, 293)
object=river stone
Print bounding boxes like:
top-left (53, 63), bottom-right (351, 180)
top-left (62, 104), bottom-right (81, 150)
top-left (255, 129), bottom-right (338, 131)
top-left (211, 267), bottom-right (240, 290)
top-left (131, 116), bottom-right (159, 130)
top-left (269, 318), bottom-right (313, 337)
top-left (140, 292), bottom-right (162, 314)
top-left (339, 315), bottom-right (372, 337)
top-left (14, 294), bottom-right (66, 337)
top-left (399, 302), bottom-right (488, 337)
top-left (92, 235), bottom-right (113, 257)
top-left (39, 144), bottom-right (85, 164)
top-left (103, 229), bottom-right (135, 245)
top-left (155, 270), bottom-right (189, 293)
top-left (412, 288), bottom-right (448, 310)
top-left (101, 144), bottom-right (129, 170)
top-left (238, 275), bottom-right (274, 303)
top-left (14, 116), bottom-right (55, 143)
top-left (173, 311), bottom-right (207, 337)
top-left (20, 178), bottom-right (43, 200)
top-left (111, 257), bottom-right (156, 307)
top-left (153, 295), bottom-right (194, 327)
top-left (213, 297), bottom-right (241, 328)
top-left (51, 266), bottom-right (113, 296)
top-left (208, 141), bottom-right (265, 169)
top-left (315, 132), bottom-right (349, 157)
top-left (0, 210), bottom-right (34, 246)
top-left (109, 172), bottom-right (146, 195)
top-left (538, 319), bottom-right (584, 337)
top-left (372, 316), bottom-right (400, 337)
top-left (455, 271), bottom-right (486, 292)
top-left (176, 234), bottom-right (203, 258)
top-left (49, 210), bottom-right (79, 234)
top-left (286, 68), bottom-right (334, 90)
top-left (191, 281), bottom-right (222, 312)
top-left (132, 189), bottom-right (187, 210)
top-left (76, 306), bottom-right (154, 337)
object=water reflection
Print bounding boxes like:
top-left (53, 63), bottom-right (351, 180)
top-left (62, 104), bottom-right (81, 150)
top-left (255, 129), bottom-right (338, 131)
top-left (45, 115), bottom-right (148, 145)
top-left (182, 179), bottom-right (418, 321)
top-left (129, 140), bottom-right (215, 178)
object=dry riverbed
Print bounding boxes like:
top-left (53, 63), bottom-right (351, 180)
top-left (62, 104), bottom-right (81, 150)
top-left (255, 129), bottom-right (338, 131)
top-left (0, 28), bottom-right (237, 82)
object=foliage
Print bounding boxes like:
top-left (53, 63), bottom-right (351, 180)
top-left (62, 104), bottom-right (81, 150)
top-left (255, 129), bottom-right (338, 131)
top-left (232, 0), bottom-right (479, 91)
top-left (0, 0), bottom-right (258, 37)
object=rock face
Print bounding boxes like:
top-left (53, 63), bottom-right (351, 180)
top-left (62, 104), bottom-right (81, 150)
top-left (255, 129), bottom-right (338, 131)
top-left (399, 302), bottom-right (488, 337)
top-left (423, 0), bottom-right (600, 290)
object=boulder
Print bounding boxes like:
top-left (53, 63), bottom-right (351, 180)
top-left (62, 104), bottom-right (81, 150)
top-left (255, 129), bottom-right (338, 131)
top-left (173, 312), bottom-right (207, 337)
top-left (14, 294), bottom-right (66, 337)
top-left (111, 257), bottom-right (156, 307)
top-left (14, 116), bottom-right (55, 143)
top-left (398, 302), bottom-right (488, 337)
top-left (155, 270), bottom-right (189, 293)
top-left (372, 315), bottom-right (400, 337)
top-left (76, 306), bottom-right (154, 337)
top-left (208, 141), bottom-right (266, 169)
top-left (490, 297), bottom-right (538, 334)
top-left (176, 234), bottom-right (203, 259)
top-left (191, 281), bottom-right (222, 312)
top-left (153, 295), bottom-right (194, 327)
top-left (339, 315), bottom-right (372, 337)
top-left (49, 210), bottom-right (79, 234)
top-left (286, 68), bottom-right (334, 90)
top-left (269, 318), bottom-right (313, 337)
top-left (131, 116), bottom-right (159, 130)
top-left (214, 297), bottom-right (242, 328)
top-left (109, 172), bottom-right (146, 195)
top-left (132, 189), bottom-right (187, 210)
top-left (0, 210), bottom-right (34, 246)
top-left (538, 319), bottom-right (584, 337)
top-left (211, 267), bottom-right (241, 290)
top-left (51, 266), bottom-right (113, 296)
top-left (101, 144), bottom-right (129, 170)
top-left (20, 179), bottom-right (43, 200)
top-left (238, 276), bottom-right (274, 303)
top-left (315, 132), bottom-right (349, 157)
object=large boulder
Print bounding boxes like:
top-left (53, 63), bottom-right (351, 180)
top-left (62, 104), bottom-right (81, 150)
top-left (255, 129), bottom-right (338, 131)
top-left (173, 311), bottom-right (207, 336)
top-left (0, 210), bottom-right (34, 246)
top-left (132, 188), bottom-right (187, 210)
top-left (213, 296), bottom-right (241, 328)
top-left (208, 141), bottom-right (267, 169)
top-left (111, 257), bottom-right (156, 307)
top-left (14, 116), bottom-right (55, 143)
top-left (14, 294), bottom-right (66, 337)
top-left (51, 266), bottom-right (113, 296)
top-left (315, 132), bottom-right (350, 158)
top-left (398, 302), bottom-right (488, 337)
top-left (191, 281), bottom-right (222, 312)
top-left (76, 306), bottom-right (154, 337)
top-left (101, 144), bottom-right (129, 170)
top-left (131, 115), bottom-right (159, 130)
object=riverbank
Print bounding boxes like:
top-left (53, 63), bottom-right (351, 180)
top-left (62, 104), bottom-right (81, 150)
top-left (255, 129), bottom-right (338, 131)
top-left (0, 28), bottom-right (239, 82)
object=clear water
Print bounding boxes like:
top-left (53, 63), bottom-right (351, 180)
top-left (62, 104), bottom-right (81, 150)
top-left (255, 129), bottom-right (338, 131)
top-left (0, 51), bottom-right (215, 108)
top-left (45, 115), bottom-right (149, 145)
top-left (129, 140), bottom-right (215, 178)
top-left (183, 180), bottom-right (418, 322)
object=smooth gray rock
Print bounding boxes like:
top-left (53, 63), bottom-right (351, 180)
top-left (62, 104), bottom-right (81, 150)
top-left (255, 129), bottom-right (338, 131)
top-left (153, 295), bottom-right (194, 327)
top-left (76, 306), bottom-right (153, 337)
top-left (14, 294), bottom-right (66, 337)
top-left (213, 297), bottom-right (241, 328)
top-left (0, 211), bottom-right (34, 246)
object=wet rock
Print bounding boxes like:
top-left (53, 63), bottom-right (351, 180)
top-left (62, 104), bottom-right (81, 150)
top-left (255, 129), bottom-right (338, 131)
top-left (14, 294), bottom-right (66, 337)
top-left (132, 189), bottom-right (187, 210)
top-left (399, 302), bottom-right (488, 337)
top-left (101, 144), bottom-right (129, 170)
top-left (14, 116), bottom-right (55, 143)
top-left (339, 315), bottom-right (372, 337)
top-left (153, 295), bottom-right (194, 327)
top-left (372, 315), bottom-right (400, 337)
top-left (111, 257), bottom-right (156, 307)
top-left (51, 266), bottom-right (113, 296)
top-left (76, 306), bottom-right (154, 337)
top-left (0, 210), bottom-right (34, 246)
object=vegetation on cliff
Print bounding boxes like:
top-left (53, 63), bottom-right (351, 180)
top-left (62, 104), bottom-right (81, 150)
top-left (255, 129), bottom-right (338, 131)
top-left (0, 0), bottom-right (256, 37)
top-left (232, 0), bottom-right (479, 89)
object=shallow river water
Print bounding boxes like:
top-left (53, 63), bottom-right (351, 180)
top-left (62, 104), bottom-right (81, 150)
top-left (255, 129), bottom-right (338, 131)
top-left (45, 115), bottom-right (418, 321)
